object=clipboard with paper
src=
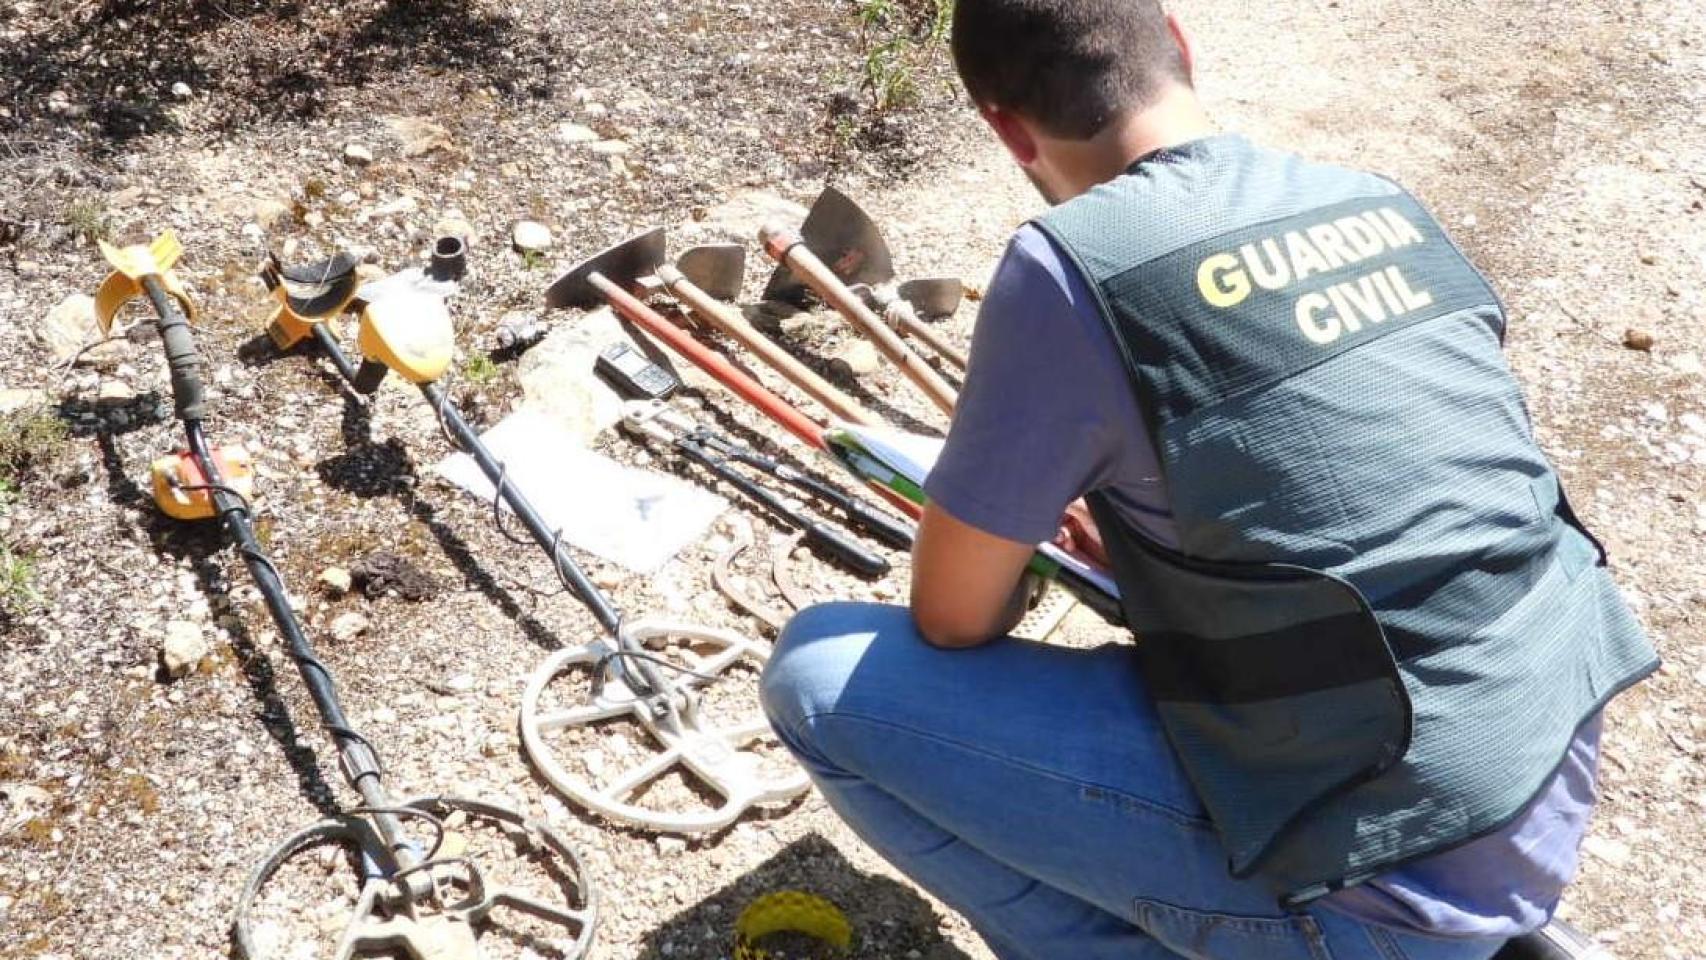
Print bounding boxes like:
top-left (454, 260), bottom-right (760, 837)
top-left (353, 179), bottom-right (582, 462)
top-left (822, 423), bottom-right (1126, 622)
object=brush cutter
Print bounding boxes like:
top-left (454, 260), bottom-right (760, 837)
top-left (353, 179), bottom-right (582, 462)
top-left (264, 243), bottom-right (809, 835)
top-left (620, 399), bottom-right (909, 579)
top-left (100, 233), bottom-right (597, 960)
top-left (763, 187), bottom-right (969, 374)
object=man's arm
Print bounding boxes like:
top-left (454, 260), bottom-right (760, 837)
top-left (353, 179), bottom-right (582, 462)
top-left (910, 502), bottom-right (1038, 648)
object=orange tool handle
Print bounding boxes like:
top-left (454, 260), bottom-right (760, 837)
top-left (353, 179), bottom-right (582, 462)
top-left (760, 225), bottom-right (959, 416)
top-left (657, 266), bottom-right (881, 428)
top-left (590, 273), bottom-right (829, 449)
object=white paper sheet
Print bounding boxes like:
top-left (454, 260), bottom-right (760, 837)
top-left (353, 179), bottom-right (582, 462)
top-left (436, 409), bottom-right (724, 573)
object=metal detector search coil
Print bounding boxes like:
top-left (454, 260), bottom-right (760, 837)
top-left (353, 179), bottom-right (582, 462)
top-left (733, 891), bottom-right (853, 960)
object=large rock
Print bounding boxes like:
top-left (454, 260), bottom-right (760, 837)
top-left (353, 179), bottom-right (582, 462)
top-left (517, 307), bottom-right (634, 443)
top-left (385, 116), bottom-right (454, 158)
top-left (39, 294), bottom-right (128, 369)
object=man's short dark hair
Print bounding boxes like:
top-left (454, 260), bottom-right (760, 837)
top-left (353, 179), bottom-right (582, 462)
top-left (951, 0), bottom-right (1189, 140)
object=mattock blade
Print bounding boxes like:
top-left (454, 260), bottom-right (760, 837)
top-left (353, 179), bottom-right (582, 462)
top-left (762, 186), bottom-right (896, 304)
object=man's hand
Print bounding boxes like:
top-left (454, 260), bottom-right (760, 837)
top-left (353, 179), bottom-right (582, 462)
top-left (910, 502), bottom-right (1038, 649)
top-left (1053, 499), bottom-right (1109, 568)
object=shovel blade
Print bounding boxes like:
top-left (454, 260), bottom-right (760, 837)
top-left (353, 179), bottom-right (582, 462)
top-left (762, 186), bottom-right (894, 304)
top-left (546, 228), bottom-right (667, 309)
top-left (675, 244), bottom-right (746, 301)
top-left (898, 277), bottom-right (964, 318)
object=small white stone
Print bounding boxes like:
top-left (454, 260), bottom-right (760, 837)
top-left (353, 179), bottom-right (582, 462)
top-left (586, 139), bottom-right (631, 156)
top-left (329, 611), bottom-right (369, 642)
top-left (557, 122), bottom-right (598, 144)
top-left (170, 81), bottom-right (193, 99)
top-left (343, 143), bottom-right (374, 165)
top-left (511, 220), bottom-right (554, 253)
top-left (319, 567), bottom-right (352, 595)
top-left (160, 620), bottom-right (209, 679)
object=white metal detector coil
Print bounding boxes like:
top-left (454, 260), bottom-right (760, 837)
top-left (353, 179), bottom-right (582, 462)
top-left (234, 796), bottom-right (597, 960)
top-left (520, 619), bottom-right (809, 834)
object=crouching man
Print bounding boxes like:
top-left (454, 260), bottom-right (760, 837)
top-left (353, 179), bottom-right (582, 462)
top-left (761, 2), bottom-right (1657, 958)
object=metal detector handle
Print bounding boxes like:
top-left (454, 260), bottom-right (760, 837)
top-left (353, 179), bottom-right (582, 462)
top-left (769, 462), bottom-right (915, 550)
top-left (352, 358), bottom-right (389, 394)
top-left (759, 224), bottom-right (958, 416)
top-left (800, 518), bottom-right (890, 578)
top-left (142, 275), bottom-right (207, 420)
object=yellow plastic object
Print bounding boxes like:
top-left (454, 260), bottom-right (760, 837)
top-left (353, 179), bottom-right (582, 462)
top-left (93, 232), bottom-right (196, 334)
top-left (150, 446), bottom-right (254, 521)
top-left (357, 291), bottom-right (454, 385)
top-left (733, 891), bottom-right (852, 960)
top-left (265, 302), bottom-right (320, 350)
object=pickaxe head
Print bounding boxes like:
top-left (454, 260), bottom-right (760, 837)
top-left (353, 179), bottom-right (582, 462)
top-left (761, 186), bottom-right (894, 304)
top-left (674, 245), bottom-right (746, 301)
top-left (545, 228), bottom-right (667, 309)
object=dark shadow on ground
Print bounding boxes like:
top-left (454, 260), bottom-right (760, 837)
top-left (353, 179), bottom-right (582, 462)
top-left (636, 834), bottom-right (978, 960)
top-left (0, 0), bottom-right (559, 156)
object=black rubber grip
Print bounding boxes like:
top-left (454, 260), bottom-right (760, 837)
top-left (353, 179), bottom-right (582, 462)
top-left (352, 358), bottom-right (389, 394)
top-left (803, 520), bottom-right (890, 578)
top-left (841, 497), bottom-right (915, 550)
top-left (142, 276), bottom-right (206, 421)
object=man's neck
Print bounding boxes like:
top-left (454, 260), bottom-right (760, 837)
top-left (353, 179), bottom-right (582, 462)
top-left (1041, 87), bottom-right (1216, 201)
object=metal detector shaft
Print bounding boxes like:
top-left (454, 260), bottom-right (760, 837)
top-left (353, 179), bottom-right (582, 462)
top-left (423, 382), bottom-right (629, 635)
top-left (145, 286), bottom-right (416, 873)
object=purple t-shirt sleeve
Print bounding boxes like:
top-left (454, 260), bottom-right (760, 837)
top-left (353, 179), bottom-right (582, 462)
top-left (924, 225), bottom-right (1147, 544)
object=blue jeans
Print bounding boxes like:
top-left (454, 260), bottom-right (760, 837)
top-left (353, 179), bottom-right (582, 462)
top-left (759, 602), bottom-right (1507, 960)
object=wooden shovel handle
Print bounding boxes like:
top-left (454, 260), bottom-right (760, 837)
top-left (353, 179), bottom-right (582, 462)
top-left (886, 299), bottom-right (969, 371)
top-left (589, 273), bottom-right (827, 449)
top-left (657, 267), bottom-right (880, 428)
top-left (761, 224), bottom-right (958, 416)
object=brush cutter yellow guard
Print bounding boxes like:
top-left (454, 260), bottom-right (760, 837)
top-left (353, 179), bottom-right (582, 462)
top-left (357, 291), bottom-right (454, 385)
top-left (151, 445), bottom-right (254, 521)
top-left (733, 891), bottom-right (852, 960)
top-left (94, 232), bottom-right (196, 334)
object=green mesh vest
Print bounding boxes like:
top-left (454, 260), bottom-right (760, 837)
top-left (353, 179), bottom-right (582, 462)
top-left (1034, 135), bottom-right (1657, 906)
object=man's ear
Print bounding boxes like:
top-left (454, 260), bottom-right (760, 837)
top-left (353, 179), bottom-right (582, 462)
top-left (983, 107), bottom-right (1039, 165)
top-left (1167, 13), bottom-right (1195, 82)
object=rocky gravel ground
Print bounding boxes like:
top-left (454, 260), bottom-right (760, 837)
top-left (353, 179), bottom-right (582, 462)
top-left (2, 0), bottom-right (1704, 958)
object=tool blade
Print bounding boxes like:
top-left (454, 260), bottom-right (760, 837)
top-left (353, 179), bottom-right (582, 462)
top-left (546, 228), bottom-right (667, 308)
top-left (761, 186), bottom-right (894, 304)
top-left (675, 244), bottom-right (747, 301)
top-left (897, 277), bottom-right (964, 318)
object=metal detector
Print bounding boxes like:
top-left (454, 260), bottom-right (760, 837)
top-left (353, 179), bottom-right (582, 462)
top-left (97, 233), bottom-right (596, 960)
top-left (263, 243), bottom-right (809, 835)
